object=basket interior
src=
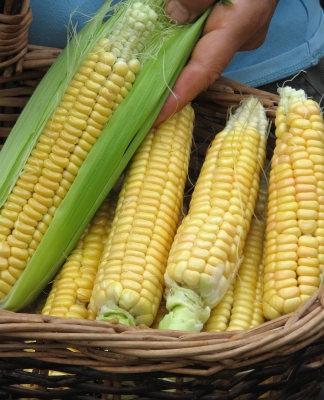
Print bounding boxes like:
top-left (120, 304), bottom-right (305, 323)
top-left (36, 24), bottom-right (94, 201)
top-left (1, 72), bottom-right (324, 399)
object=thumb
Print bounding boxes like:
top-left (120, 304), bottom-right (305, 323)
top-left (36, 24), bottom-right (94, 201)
top-left (165, 0), bottom-right (216, 24)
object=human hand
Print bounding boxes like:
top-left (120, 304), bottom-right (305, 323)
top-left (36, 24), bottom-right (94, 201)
top-left (155, 0), bottom-right (279, 125)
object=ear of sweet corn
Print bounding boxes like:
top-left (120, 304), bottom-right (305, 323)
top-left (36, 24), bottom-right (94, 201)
top-left (0, 3), bottom-right (151, 300)
top-left (0, 1), bottom-right (209, 311)
top-left (159, 97), bottom-right (268, 332)
top-left (263, 86), bottom-right (324, 320)
top-left (204, 167), bottom-right (269, 332)
top-left (88, 104), bottom-right (194, 327)
top-left (41, 193), bottom-right (117, 319)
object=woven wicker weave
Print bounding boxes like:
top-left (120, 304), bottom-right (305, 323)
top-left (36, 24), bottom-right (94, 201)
top-left (0, 0), bottom-right (62, 151)
top-left (0, 44), bottom-right (62, 150)
top-left (0, 0), bottom-right (32, 73)
top-left (0, 75), bottom-right (323, 399)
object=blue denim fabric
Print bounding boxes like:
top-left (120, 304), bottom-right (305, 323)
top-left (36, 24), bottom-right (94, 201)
top-left (223, 0), bottom-right (324, 86)
top-left (28, 0), bottom-right (116, 49)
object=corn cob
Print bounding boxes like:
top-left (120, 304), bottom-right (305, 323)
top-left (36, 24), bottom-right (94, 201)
top-left (151, 197), bottom-right (188, 329)
top-left (159, 97), bottom-right (268, 332)
top-left (41, 193), bottom-right (117, 319)
top-left (0, 1), bottom-right (209, 311)
top-left (263, 86), bottom-right (324, 320)
top-left (204, 167), bottom-right (268, 332)
top-left (88, 104), bottom-right (194, 327)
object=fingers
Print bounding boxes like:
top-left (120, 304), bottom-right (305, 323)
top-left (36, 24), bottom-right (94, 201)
top-left (155, 0), bottom-right (279, 126)
top-left (203, 0), bottom-right (278, 51)
top-left (155, 4), bottom-right (239, 126)
top-left (165, 0), bottom-right (216, 24)
top-left (154, 28), bottom-right (235, 126)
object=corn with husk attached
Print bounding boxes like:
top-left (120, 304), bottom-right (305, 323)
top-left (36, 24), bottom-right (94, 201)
top-left (41, 193), bottom-right (117, 319)
top-left (0, 2), bottom-right (150, 300)
top-left (0, 0), bottom-right (209, 311)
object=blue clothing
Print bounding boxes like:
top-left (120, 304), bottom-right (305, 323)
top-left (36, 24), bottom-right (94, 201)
top-left (28, 0), bottom-right (324, 87)
top-left (28, 0), bottom-right (105, 48)
top-left (223, 0), bottom-right (324, 87)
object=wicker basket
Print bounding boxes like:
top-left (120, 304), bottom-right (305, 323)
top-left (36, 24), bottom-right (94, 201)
top-left (0, 76), bottom-right (324, 400)
top-left (0, 0), bottom-right (63, 151)
top-left (0, 42), bottom-right (63, 151)
top-left (0, 0), bottom-right (33, 74)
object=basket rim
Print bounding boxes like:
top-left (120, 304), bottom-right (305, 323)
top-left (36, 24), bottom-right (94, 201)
top-left (0, 285), bottom-right (323, 376)
top-left (0, 0), bottom-right (30, 25)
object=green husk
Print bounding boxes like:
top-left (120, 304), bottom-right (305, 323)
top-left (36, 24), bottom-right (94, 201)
top-left (158, 285), bottom-right (211, 332)
top-left (97, 301), bottom-right (136, 325)
top-left (0, 0), bottom-right (209, 311)
top-left (0, 0), bottom-right (116, 207)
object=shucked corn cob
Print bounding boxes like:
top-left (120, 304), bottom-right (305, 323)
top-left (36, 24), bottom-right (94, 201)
top-left (0, 1), bottom-right (209, 311)
top-left (159, 97), bottom-right (268, 332)
top-left (88, 104), bottom-right (194, 327)
top-left (41, 193), bottom-right (117, 319)
top-left (263, 86), bottom-right (324, 320)
top-left (204, 166), bottom-right (269, 332)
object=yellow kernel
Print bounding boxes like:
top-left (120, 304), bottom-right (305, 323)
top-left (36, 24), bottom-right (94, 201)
top-left (182, 268), bottom-right (200, 288)
top-left (297, 276), bottom-right (320, 287)
top-left (275, 260), bottom-right (298, 271)
top-left (0, 257), bottom-right (8, 271)
top-left (298, 219), bottom-right (317, 234)
top-left (8, 234), bottom-right (29, 249)
top-left (311, 121), bottom-right (324, 132)
top-left (113, 60), bottom-right (129, 76)
top-left (0, 279), bottom-right (12, 295)
top-left (23, 204), bottom-right (42, 222)
top-left (298, 236), bottom-right (318, 248)
top-left (290, 118), bottom-right (311, 130)
top-left (296, 266), bottom-right (319, 277)
top-left (277, 286), bottom-right (300, 300)
top-left (68, 304), bottom-right (89, 318)
top-left (8, 256), bottom-right (26, 269)
top-left (283, 297), bottom-right (302, 314)
top-left (296, 208), bottom-right (318, 220)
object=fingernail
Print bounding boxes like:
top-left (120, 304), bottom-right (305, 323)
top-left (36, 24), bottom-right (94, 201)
top-left (165, 0), bottom-right (191, 24)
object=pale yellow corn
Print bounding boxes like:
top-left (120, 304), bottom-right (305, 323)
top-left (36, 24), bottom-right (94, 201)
top-left (88, 104), bottom-right (194, 327)
top-left (159, 97), bottom-right (268, 332)
top-left (263, 86), bottom-right (324, 320)
top-left (204, 166), bottom-right (268, 332)
top-left (41, 194), bottom-right (117, 319)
